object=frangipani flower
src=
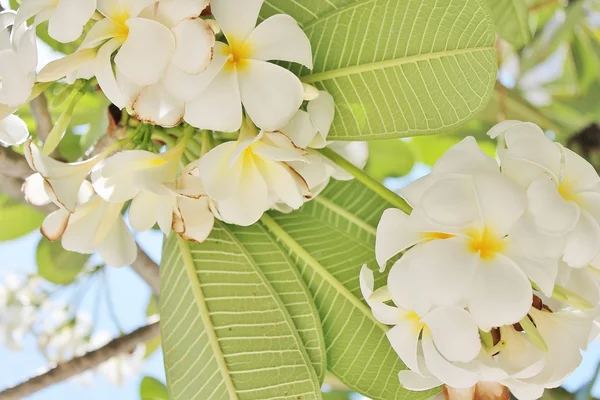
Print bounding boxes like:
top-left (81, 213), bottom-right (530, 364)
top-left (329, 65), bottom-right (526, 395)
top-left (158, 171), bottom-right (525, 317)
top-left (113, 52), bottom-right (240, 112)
top-left (0, 11), bottom-right (37, 108)
top-left (15, 0), bottom-right (96, 43)
top-left (176, 0), bottom-right (313, 131)
top-left (23, 139), bottom-right (105, 212)
top-left (360, 266), bottom-right (482, 389)
top-left (0, 114), bottom-right (29, 146)
top-left (489, 121), bottom-right (600, 267)
top-left (198, 120), bottom-right (311, 226)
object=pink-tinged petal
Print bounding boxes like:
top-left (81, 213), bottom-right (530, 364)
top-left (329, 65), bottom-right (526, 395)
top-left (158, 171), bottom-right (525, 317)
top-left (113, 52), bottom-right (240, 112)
top-left (527, 175), bottom-right (579, 235)
top-left (171, 18), bottom-right (214, 75)
top-left (197, 142), bottom-right (242, 200)
top-left (563, 210), bottom-right (600, 268)
top-left (467, 255), bottom-right (532, 329)
top-left (41, 209), bottom-right (70, 241)
top-left (375, 208), bottom-right (419, 271)
top-left (238, 60), bottom-right (303, 131)
top-left (114, 18), bottom-right (175, 86)
top-left (48, 0), bottom-right (96, 43)
top-left (184, 69), bottom-right (242, 132)
top-left (210, 0), bottom-right (263, 42)
top-left (423, 307), bottom-right (480, 362)
top-left (246, 14), bottom-right (312, 68)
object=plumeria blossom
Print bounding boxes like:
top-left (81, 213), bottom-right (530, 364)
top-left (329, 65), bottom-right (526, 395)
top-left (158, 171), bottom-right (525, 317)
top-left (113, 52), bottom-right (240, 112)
top-left (176, 0), bottom-right (313, 132)
top-left (38, 312), bottom-right (93, 363)
top-left (0, 11), bottom-right (37, 108)
top-left (360, 266), bottom-right (482, 389)
top-left (489, 121), bottom-right (600, 268)
top-left (15, 0), bottom-right (96, 43)
top-left (198, 118), bottom-right (316, 226)
top-left (0, 275), bottom-right (43, 350)
top-left (0, 114), bottom-right (29, 146)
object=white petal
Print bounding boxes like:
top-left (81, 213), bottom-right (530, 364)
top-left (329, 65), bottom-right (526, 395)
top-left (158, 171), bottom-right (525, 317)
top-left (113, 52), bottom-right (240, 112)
top-left (210, 0), bottom-right (263, 42)
top-left (326, 142), bottom-right (369, 180)
top-left (23, 173), bottom-right (52, 206)
top-left (506, 245), bottom-right (558, 297)
top-left (14, 27), bottom-right (38, 74)
top-left (0, 114), bottom-right (29, 146)
top-left (375, 208), bottom-right (419, 271)
top-left (48, 0), bottom-right (96, 43)
top-left (129, 191), bottom-right (158, 232)
top-left (152, 0), bottom-right (209, 27)
top-left (503, 122), bottom-right (561, 178)
top-left (563, 210), bottom-right (600, 268)
top-left (561, 145), bottom-right (600, 192)
top-left (97, 217), bottom-right (137, 267)
top-left (255, 159), bottom-right (304, 210)
top-left (487, 120), bottom-right (524, 139)
top-left (132, 83), bottom-right (184, 127)
top-left (79, 18), bottom-right (122, 49)
top-left (171, 18), bottom-right (214, 75)
top-left (37, 49), bottom-right (96, 82)
top-left (359, 266), bottom-right (402, 325)
top-left (423, 307), bottom-right (480, 362)
top-left (246, 14), bottom-right (312, 68)
top-left (238, 60), bottom-right (303, 131)
top-left (184, 68), bottom-right (242, 132)
top-left (163, 42), bottom-right (228, 101)
top-left (95, 39), bottom-right (127, 109)
top-left (472, 171), bottom-right (527, 235)
top-left (432, 136), bottom-right (499, 174)
top-left (197, 142), bottom-right (242, 200)
top-left (280, 110), bottom-right (318, 149)
top-left (422, 332), bottom-right (479, 388)
top-left (509, 214), bottom-right (565, 260)
top-left (14, 0), bottom-right (52, 29)
top-left (467, 255), bottom-right (532, 329)
top-left (114, 18), bottom-right (175, 86)
top-left (156, 194), bottom-right (174, 235)
top-left (173, 197), bottom-right (214, 243)
top-left (527, 176), bottom-right (579, 234)
top-left (387, 322), bottom-right (421, 374)
top-left (420, 175), bottom-right (479, 228)
top-left (41, 209), bottom-right (70, 241)
top-left (0, 50), bottom-right (33, 107)
top-left (398, 368), bottom-right (442, 391)
top-left (308, 91), bottom-right (335, 140)
top-left (504, 380), bottom-right (545, 400)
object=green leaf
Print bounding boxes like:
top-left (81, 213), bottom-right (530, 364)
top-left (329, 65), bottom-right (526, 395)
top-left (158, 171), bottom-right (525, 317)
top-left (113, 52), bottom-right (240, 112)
top-left (140, 376), bottom-right (170, 400)
top-left (160, 223), bottom-right (324, 399)
top-left (36, 238), bottom-right (89, 285)
top-left (322, 391), bottom-right (352, 400)
top-left (262, 0), bottom-right (497, 140)
top-left (486, 0), bottom-right (531, 48)
top-left (0, 195), bottom-right (45, 241)
top-left (261, 180), bottom-right (438, 400)
top-left (571, 29), bottom-right (600, 93)
top-left (366, 140), bottom-right (415, 181)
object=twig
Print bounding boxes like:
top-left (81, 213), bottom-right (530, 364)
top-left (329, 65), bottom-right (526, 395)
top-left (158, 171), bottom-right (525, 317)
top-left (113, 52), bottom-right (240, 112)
top-left (29, 94), bottom-right (53, 140)
top-left (131, 247), bottom-right (161, 296)
top-left (0, 147), bottom-right (33, 180)
top-left (0, 322), bottom-right (160, 400)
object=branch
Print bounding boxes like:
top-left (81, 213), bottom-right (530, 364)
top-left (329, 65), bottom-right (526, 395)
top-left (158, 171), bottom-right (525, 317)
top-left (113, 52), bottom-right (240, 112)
top-left (132, 247), bottom-right (161, 295)
top-left (29, 94), bottom-right (53, 140)
top-left (0, 174), bottom-right (57, 214)
top-left (0, 322), bottom-right (160, 400)
top-left (0, 147), bottom-right (33, 180)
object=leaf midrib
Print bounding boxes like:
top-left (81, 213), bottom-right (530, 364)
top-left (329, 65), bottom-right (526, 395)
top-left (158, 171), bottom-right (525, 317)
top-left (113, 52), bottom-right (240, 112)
top-left (301, 47), bottom-right (494, 83)
top-left (260, 214), bottom-right (389, 333)
top-left (177, 236), bottom-right (239, 400)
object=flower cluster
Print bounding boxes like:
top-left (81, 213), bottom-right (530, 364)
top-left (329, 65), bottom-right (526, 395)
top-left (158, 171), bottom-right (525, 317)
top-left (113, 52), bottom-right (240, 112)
top-left (1, 0), bottom-right (367, 266)
top-left (364, 121), bottom-right (600, 399)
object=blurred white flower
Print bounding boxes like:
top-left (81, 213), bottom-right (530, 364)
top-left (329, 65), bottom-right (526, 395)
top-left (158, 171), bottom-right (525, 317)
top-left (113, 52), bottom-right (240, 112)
top-left (91, 331), bottom-right (145, 386)
top-left (0, 114), bottom-right (29, 147)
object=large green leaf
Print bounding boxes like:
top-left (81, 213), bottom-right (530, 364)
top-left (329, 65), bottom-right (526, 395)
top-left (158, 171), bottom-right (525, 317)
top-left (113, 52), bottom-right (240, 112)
top-left (160, 222), bottom-right (324, 400)
top-left (262, 0), bottom-right (497, 140)
top-left (261, 181), bottom-right (437, 400)
top-left (366, 140), bottom-right (415, 181)
top-left (486, 0), bottom-right (531, 48)
top-left (36, 238), bottom-right (89, 285)
top-left (140, 377), bottom-right (170, 400)
top-left (0, 195), bottom-right (45, 242)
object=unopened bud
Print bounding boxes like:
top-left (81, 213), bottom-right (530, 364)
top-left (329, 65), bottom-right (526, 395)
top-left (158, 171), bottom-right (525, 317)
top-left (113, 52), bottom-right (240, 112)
top-left (303, 83), bottom-right (320, 101)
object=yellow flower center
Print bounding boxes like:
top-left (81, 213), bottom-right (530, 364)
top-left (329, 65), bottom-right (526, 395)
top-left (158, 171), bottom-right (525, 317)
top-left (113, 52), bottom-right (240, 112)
top-left (558, 181), bottom-right (578, 202)
top-left (422, 232), bottom-right (455, 242)
top-left (111, 11), bottom-right (130, 37)
top-left (223, 38), bottom-right (253, 72)
top-left (466, 227), bottom-right (505, 260)
top-left (404, 310), bottom-right (425, 333)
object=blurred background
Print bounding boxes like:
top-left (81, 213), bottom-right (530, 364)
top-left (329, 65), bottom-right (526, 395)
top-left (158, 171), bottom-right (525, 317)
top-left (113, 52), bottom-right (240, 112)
top-left (3, 0), bottom-right (600, 398)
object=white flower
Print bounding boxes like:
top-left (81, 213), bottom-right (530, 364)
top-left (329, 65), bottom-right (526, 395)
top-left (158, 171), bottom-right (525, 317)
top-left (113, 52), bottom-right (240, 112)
top-left (0, 11), bottom-right (37, 108)
top-left (489, 121), bottom-right (600, 268)
top-left (360, 266), bottom-right (482, 389)
top-left (176, 0), bottom-right (313, 131)
top-left (23, 139), bottom-right (104, 212)
top-left (0, 274), bottom-right (41, 351)
top-left (92, 331), bottom-right (145, 385)
top-left (0, 114), bottom-right (29, 146)
top-left (38, 311), bottom-right (93, 363)
top-left (15, 0), bottom-right (96, 43)
top-left (198, 120), bottom-right (311, 226)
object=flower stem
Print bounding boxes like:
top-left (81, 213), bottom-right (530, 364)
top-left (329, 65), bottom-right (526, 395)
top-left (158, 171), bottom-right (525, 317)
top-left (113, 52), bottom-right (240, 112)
top-left (519, 315), bottom-right (548, 352)
top-left (319, 147), bottom-right (412, 214)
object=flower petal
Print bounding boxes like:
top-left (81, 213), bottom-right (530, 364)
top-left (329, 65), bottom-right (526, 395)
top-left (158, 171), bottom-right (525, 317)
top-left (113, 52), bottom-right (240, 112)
top-left (255, 158), bottom-right (304, 210)
top-left (506, 245), bottom-right (558, 297)
top-left (503, 122), bottom-right (561, 179)
top-left (41, 208), bottom-right (70, 241)
top-left (422, 331), bottom-right (480, 388)
top-left (171, 18), bottom-right (214, 74)
top-left (129, 191), bottom-right (158, 232)
top-left (95, 39), bottom-right (127, 109)
top-left (0, 114), bottom-right (29, 146)
top-left (398, 368), bottom-right (441, 391)
top-left (326, 142), bottom-right (369, 180)
top-left (97, 217), bottom-right (137, 266)
top-left (210, 0), bottom-right (263, 42)
top-left (563, 210), bottom-right (600, 268)
top-left (14, 0), bottom-right (53, 30)
top-left (423, 306), bottom-right (480, 362)
top-left (114, 18), bottom-right (175, 86)
top-left (0, 50), bottom-right (33, 107)
top-left (23, 173), bottom-right (52, 206)
top-left (37, 49), bottom-right (97, 82)
top-left (197, 142), bottom-right (242, 200)
top-left (132, 83), bottom-right (184, 127)
top-left (307, 91), bottom-right (334, 142)
top-left (359, 266), bottom-right (402, 324)
top-left (509, 213), bottom-right (564, 260)
top-left (184, 68), bottom-right (242, 132)
top-left (527, 175), bottom-right (579, 234)
top-left (79, 18), bottom-right (122, 49)
top-left (280, 110), bottom-right (318, 149)
top-left (420, 175), bottom-right (479, 228)
top-left (48, 0), bottom-right (96, 43)
top-left (467, 255), bottom-right (532, 329)
top-left (387, 322), bottom-right (421, 374)
top-left (173, 196), bottom-right (214, 243)
top-left (238, 60), bottom-right (303, 131)
top-left (432, 136), bottom-right (498, 174)
top-left (246, 14), bottom-right (313, 68)
top-left (152, 0), bottom-right (210, 27)
top-left (375, 208), bottom-right (419, 271)
top-left (561, 145), bottom-right (600, 192)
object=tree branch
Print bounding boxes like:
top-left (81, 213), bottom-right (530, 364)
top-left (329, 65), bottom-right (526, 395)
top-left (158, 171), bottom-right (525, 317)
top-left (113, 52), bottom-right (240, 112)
top-left (132, 247), bottom-right (161, 295)
top-left (29, 94), bottom-right (53, 140)
top-left (0, 174), bottom-right (57, 215)
top-left (0, 147), bottom-right (33, 180)
top-left (0, 322), bottom-right (160, 400)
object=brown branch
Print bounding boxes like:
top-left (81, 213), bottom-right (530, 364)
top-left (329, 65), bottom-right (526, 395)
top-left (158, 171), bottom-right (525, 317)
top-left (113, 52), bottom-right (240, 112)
top-left (0, 147), bottom-right (33, 180)
top-left (29, 94), bottom-right (53, 140)
top-left (0, 322), bottom-right (160, 400)
top-left (132, 247), bottom-right (161, 295)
